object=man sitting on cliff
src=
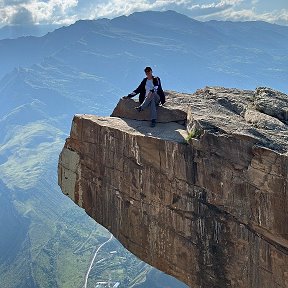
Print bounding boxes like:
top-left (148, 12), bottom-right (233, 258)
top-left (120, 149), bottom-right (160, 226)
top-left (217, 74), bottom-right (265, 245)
top-left (123, 66), bottom-right (165, 127)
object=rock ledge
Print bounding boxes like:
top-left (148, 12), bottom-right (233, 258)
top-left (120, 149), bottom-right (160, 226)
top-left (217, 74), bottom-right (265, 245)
top-left (58, 87), bottom-right (288, 288)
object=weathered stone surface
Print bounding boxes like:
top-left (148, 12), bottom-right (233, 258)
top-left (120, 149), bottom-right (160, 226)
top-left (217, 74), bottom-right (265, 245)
top-left (254, 87), bottom-right (288, 125)
top-left (111, 97), bottom-right (187, 123)
top-left (58, 87), bottom-right (288, 288)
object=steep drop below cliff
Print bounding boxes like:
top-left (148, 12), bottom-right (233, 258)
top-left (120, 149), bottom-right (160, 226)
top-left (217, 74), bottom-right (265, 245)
top-left (58, 87), bottom-right (288, 288)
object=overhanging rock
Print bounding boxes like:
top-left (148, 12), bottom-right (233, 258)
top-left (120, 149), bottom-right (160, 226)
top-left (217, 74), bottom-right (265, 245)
top-left (58, 87), bottom-right (288, 288)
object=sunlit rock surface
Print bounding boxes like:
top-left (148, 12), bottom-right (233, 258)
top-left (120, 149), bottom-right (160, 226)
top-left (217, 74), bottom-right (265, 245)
top-left (58, 87), bottom-right (288, 288)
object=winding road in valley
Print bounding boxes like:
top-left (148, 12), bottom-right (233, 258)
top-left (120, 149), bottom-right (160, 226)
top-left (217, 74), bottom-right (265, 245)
top-left (83, 233), bottom-right (113, 288)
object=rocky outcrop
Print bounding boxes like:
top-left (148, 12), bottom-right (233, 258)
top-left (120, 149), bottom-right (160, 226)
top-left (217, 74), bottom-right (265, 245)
top-left (58, 87), bottom-right (288, 288)
top-left (111, 97), bottom-right (187, 124)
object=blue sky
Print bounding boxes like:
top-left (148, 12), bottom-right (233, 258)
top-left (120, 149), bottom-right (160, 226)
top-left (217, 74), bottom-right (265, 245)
top-left (0, 0), bottom-right (287, 27)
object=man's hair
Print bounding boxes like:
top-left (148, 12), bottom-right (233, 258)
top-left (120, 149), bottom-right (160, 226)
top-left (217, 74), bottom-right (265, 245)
top-left (144, 66), bottom-right (152, 72)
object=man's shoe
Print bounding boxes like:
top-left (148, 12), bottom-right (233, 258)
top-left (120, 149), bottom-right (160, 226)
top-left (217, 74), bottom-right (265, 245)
top-left (150, 119), bottom-right (156, 127)
top-left (135, 106), bottom-right (143, 112)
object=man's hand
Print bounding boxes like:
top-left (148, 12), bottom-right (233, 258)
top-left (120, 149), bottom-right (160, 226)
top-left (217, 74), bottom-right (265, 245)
top-left (123, 92), bottom-right (136, 99)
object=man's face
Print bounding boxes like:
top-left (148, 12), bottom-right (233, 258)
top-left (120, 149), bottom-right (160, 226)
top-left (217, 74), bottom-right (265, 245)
top-left (145, 69), bottom-right (152, 76)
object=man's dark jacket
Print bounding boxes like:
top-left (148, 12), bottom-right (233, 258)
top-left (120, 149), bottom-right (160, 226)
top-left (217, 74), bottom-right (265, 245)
top-left (129, 76), bottom-right (165, 104)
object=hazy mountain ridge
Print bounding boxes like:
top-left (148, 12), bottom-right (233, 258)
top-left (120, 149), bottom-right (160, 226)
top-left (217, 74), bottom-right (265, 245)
top-left (0, 24), bottom-right (61, 40)
top-left (0, 19), bottom-right (108, 80)
top-left (0, 10), bottom-right (287, 288)
top-left (1, 10), bottom-right (287, 91)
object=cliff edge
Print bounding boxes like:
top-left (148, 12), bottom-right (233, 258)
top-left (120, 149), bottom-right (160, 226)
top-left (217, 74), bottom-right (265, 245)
top-left (58, 87), bottom-right (288, 288)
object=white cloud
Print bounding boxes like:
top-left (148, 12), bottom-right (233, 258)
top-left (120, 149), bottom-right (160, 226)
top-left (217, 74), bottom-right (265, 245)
top-left (10, 6), bottom-right (34, 24)
top-left (197, 5), bottom-right (288, 25)
top-left (89, 0), bottom-right (190, 19)
top-left (27, 0), bottom-right (78, 24)
top-left (0, 0), bottom-right (78, 25)
top-left (0, 0), bottom-right (287, 27)
top-left (187, 0), bottom-right (243, 17)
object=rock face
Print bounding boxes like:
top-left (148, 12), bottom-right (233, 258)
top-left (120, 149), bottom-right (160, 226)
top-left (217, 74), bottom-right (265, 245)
top-left (111, 97), bottom-right (187, 124)
top-left (58, 87), bottom-right (288, 288)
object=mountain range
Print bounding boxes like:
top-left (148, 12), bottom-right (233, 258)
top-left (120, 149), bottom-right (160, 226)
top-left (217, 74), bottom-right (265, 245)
top-left (0, 10), bottom-right (287, 288)
top-left (0, 24), bottom-right (61, 40)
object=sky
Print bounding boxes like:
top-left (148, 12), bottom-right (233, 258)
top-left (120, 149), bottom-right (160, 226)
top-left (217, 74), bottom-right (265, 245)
top-left (0, 0), bottom-right (287, 28)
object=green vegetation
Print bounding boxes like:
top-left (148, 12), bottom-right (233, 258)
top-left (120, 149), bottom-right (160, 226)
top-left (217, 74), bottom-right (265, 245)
top-left (0, 183), bottom-right (152, 288)
top-left (185, 127), bottom-right (202, 142)
top-left (0, 105), bottom-right (186, 288)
